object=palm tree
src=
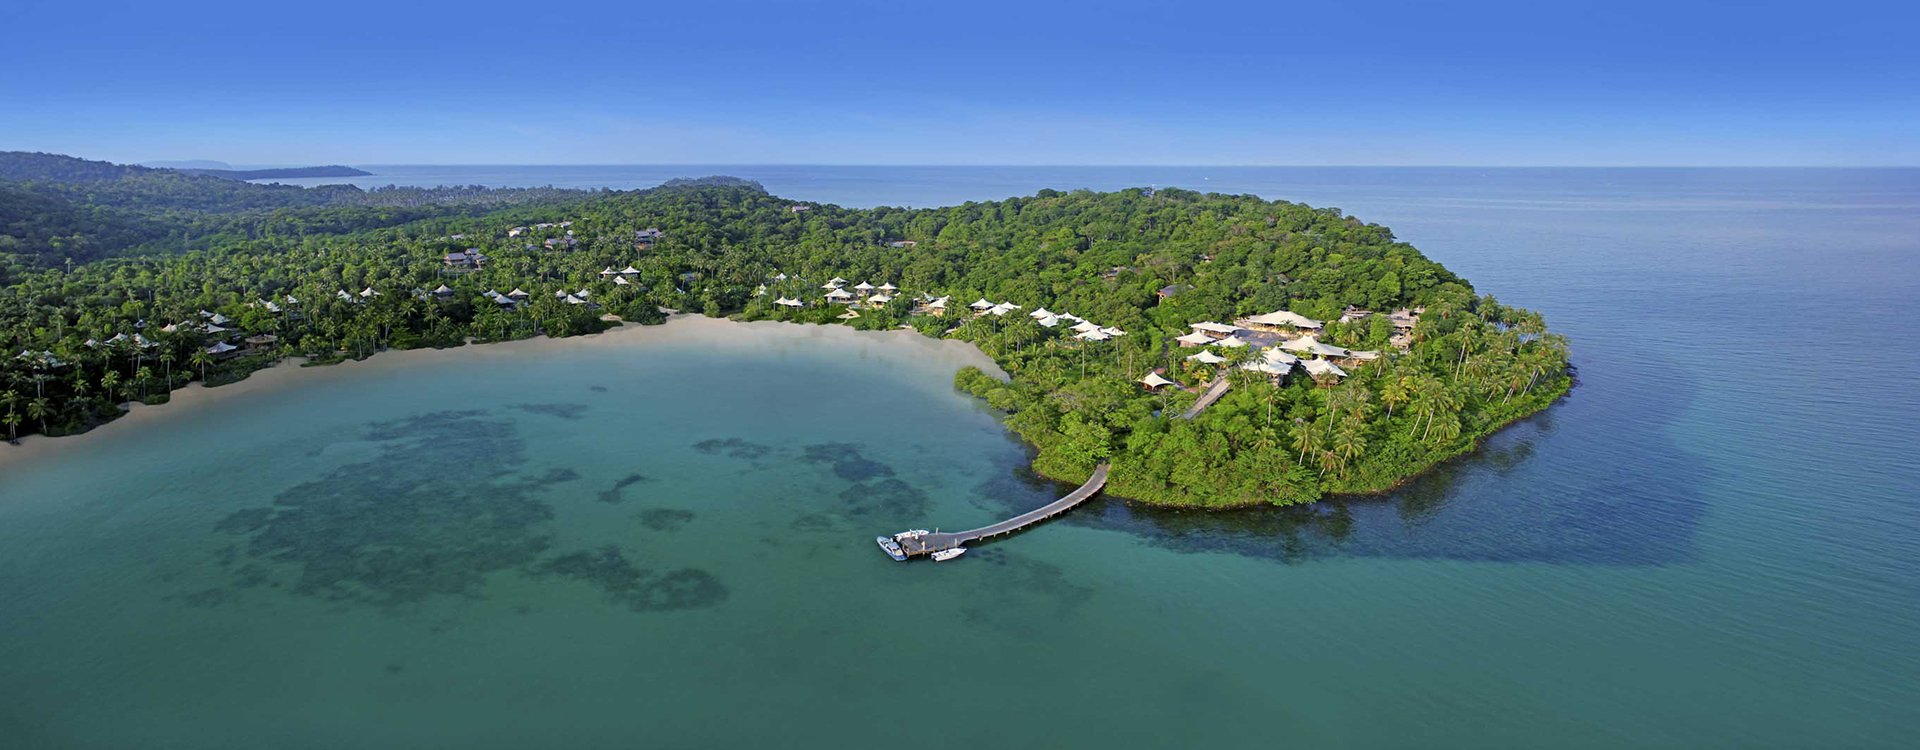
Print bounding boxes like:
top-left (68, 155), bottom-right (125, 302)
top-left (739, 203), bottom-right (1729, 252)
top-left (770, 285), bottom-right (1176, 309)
top-left (1427, 413), bottom-right (1463, 446)
top-left (135, 367), bottom-right (153, 401)
top-left (27, 396), bottom-right (50, 436)
top-left (3, 410), bottom-right (19, 441)
top-left (1333, 417), bottom-right (1367, 478)
top-left (100, 370), bottom-right (122, 405)
top-left (1382, 376), bottom-right (1412, 419)
top-left (159, 349), bottom-right (177, 389)
top-left (191, 349), bottom-right (212, 382)
top-left (1290, 418), bottom-right (1320, 465)
top-left (1421, 386), bottom-right (1462, 443)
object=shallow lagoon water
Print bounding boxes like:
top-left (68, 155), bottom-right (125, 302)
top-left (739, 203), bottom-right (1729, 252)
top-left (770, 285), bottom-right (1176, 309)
top-left (5, 168), bottom-right (1920, 747)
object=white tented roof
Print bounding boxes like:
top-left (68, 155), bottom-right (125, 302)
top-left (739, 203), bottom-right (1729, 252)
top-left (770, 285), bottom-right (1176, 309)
top-left (1186, 350), bottom-right (1227, 364)
top-left (1240, 358), bottom-right (1293, 376)
top-left (1212, 335), bottom-right (1248, 347)
top-left (1303, 359), bottom-right (1348, 378)
top-left (775, 297), bottom-right (804, 307)
top-left (1071, 320), bottom-right (1101, 333)
top-left (826, 288), bottom-right (854, 299)
top-left (1281, 336), bottom-right (1349, 357)
top-left (1244, 310), bottom-right (1322, 328)
top-left (969, 298), bottom-right (993, 309)
top-left (1139, 372), bottom-right (1177, 388)
top-left (1029, 307), bottom-right (1053, 319)
top-left (1191, 321), bottom-right (1240, 334)
top-left (1076, 329), bottom-right (1111, 341)
top-left (1175, 331), bottom-right (1215, 345)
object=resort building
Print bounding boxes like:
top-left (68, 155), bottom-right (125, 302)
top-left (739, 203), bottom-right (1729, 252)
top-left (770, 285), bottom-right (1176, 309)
top-left (1282, 336), bottom-right (1349, 358)
top-left (443, 249), bottom-right (487, 270)
top-left (1239, 310), bottom-right (1322, 333)
top-left (1139, 372), bottom-right (1177, 389)
top-left (1301, 358), bottom-right (1348, 382)
top-left (1239, 348), bottom-right (1299, 378)
top-left (825, 288), bottom-right (855, 303)
top-left (914, 296), bottom-right (950, 316)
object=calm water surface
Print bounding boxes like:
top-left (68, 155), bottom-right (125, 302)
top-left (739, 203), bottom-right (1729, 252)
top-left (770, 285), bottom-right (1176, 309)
top-left (4, 167), bottom-right (1918, 748)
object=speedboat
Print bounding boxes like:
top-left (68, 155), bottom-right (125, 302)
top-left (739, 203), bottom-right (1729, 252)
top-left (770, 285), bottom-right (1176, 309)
top-left (875, 536), bottom-right (906, 561)
top-left (895, 529), bottom-right (931, 539)
top-left (931, 547), bottom-right (967, 562)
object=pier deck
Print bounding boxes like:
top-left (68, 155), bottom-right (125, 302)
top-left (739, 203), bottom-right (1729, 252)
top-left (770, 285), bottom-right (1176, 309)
top-left (893, 464), bottom-right (1109, 558)
top-left (1177, 378), bottom-right (1232, 420)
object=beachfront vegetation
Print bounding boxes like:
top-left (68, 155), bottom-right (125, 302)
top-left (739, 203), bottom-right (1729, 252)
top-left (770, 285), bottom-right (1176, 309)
top-left (1, 152), bottom-right (1570, 507)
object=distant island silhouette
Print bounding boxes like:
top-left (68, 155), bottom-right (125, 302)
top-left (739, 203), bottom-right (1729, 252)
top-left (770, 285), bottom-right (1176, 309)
top-left (176, 165), bottom-right (372, 180)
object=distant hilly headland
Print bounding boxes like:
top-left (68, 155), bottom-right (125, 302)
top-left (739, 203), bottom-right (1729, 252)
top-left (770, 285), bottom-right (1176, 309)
top-left (175, 165), bottom-right (373, 180)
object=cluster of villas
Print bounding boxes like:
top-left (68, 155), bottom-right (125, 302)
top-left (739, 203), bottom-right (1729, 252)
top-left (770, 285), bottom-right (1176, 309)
top-left (450, 225), bottom-right (663, 266)
top-left (1138, 306), bottom-right (1422, 389)
top-left (765, 277), bottom-right (901, 319)
top-left (62, 306), bottom-right (298, 360)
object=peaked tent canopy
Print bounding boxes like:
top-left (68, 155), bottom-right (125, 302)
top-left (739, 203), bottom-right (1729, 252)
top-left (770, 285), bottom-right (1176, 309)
top-left (1139, 372), bottom-right (1177, 388)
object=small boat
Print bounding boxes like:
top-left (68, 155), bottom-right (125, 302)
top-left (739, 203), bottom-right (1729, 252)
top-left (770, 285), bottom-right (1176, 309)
top-left (895, 529), bottom-right (931, 539)
top-left (931, 547), bottom-right (967, 562)
top-left (875, 536), bottom-right (906, 561)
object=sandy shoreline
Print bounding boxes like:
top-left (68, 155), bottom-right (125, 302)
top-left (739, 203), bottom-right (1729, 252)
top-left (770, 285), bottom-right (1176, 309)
top-left (0, 316), bottom-right (1003, 472)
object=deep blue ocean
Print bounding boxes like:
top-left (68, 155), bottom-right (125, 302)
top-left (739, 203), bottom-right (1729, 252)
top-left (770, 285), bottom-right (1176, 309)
top-left (2, 166), bottom-right (1916, 747)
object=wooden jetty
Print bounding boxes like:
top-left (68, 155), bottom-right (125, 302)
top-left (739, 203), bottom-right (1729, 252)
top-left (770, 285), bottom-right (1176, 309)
top-left (889, 464), bottom-right (1110, 559)
top-left (1177, 378), bottom-right (1232, 420)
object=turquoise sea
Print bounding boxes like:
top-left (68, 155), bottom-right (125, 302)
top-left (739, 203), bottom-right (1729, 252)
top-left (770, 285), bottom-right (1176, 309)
top-left (3, 167), bottom-right (1918, 748)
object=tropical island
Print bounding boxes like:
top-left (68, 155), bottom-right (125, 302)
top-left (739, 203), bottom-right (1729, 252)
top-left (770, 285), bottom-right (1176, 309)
top-left (0, 152), bottom-right (1570, 508)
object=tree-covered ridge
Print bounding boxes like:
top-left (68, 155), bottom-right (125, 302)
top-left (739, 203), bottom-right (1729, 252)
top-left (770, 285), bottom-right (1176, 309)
top-left (0, 152), bottom-right (595, 267)
top-left (0, 159), bottom-right (1571, 508)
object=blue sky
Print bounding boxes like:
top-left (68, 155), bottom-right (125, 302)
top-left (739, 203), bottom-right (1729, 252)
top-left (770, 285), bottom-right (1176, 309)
top-left (2, 0), bottom-right (1915, 165)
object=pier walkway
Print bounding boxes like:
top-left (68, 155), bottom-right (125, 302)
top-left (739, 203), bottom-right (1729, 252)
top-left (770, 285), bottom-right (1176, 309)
top-left (894, 464), bottom-right (1109, 557)
top-left (1177, 378), bottom-right (1232, 420)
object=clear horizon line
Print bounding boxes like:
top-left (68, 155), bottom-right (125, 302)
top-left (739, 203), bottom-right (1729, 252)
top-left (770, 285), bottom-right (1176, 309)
top-left (279, 162), bottom-right (1920, 169)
